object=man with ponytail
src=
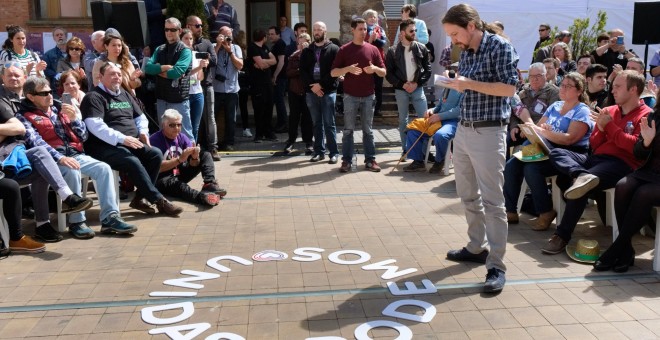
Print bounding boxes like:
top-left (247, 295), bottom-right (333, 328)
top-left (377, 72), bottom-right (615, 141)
top-left (440, 4), bottom-right (519, 293)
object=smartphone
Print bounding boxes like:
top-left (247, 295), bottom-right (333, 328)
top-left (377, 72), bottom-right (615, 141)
top-left (616, 36), bottom-right (624, 45)
top-left (195, 52), bottom-right (210, 60)
top-left (61, 93), bottom-right (72, 105)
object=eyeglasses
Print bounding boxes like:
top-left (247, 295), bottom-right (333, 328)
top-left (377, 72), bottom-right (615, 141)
top-left (31, 91), bottom-right (52, 97)
top-left (560, 83), bottom-right (576, 89)
top-left (164, 28), bottom-right (179, 32)
top-left (191, 24), bottom-right (203, 28)
top-left (168, 123), bottom-right (182, 128)
top-left (529, 74), bottom-right (545, 79)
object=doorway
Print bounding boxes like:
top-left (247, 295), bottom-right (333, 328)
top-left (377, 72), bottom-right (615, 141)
top-left (247, 0), bottom-right (311, 38)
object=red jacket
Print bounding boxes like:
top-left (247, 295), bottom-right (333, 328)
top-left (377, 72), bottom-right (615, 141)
top-left (590, 101), bottom-right (651, 169)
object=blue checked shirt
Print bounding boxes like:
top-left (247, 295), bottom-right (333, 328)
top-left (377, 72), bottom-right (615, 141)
top-left (458, 31), bottom-right (519, 122)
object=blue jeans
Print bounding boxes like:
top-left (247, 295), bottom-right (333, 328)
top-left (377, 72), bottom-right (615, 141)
top-left (189, 92), bottom-right (204, 143)
top-left (342, 94), bottom-right (376, 162)
top-left (503, 158), bottom-right (559, 215)
top-left (274, 77), bottom-right (288, 127)
top-left (395, 87), bottom-right (428, 151)
top-left (405, 119), bottom-right (457, 162)
top-left (306, 92), bottom-right (338, 157)
top-left (157, 99), bottom-right (193, 140)
top-left (215, 92), bottom-right (239, 146)
top-left (59, 154), bottom-right (119, 224)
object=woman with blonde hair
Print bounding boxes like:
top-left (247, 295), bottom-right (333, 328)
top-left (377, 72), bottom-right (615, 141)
top-left (552, 42), bottom-right (577, 75)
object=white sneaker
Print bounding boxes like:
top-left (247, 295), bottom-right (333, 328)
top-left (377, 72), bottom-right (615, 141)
top-left (242, 129), bottom-right (253, 137)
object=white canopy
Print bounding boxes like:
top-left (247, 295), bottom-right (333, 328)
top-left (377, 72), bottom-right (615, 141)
top-left (419, 0), bottom-right (660, 72)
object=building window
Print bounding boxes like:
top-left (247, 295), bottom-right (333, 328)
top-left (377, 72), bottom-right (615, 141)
top-left (37, 0), bottom-right (92, 19)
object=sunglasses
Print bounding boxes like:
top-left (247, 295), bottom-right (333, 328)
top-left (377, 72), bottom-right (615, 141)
top-left (32, 91), bottom-right (52, 97)
top-left (191, 24), bottom-right (203, 28)
top-left (164, 28), bottom-right (179, 32)
top-left (69, 47), bottom-right (82, 51)
top-left (168, 123), bottom-right (182, 128)
top-left (408, 29), bottom-right (417, 33)
top-left (2, 62), bottom-right (22, 69)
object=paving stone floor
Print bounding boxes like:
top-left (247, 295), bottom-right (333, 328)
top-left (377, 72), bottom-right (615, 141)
top-left (1, 133), bottom-right (660, 339)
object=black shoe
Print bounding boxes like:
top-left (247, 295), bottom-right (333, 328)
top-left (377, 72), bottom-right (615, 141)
top-left (267, 133), bottom-right (278, 141)
top-left (403, 160), bottom-right (426, 172)
top-left (429, 161), bottom-right (445, 174)
top-left (310, 154), bottom-right (325, 162)
top-left (305, 145), bottom-right (314, 156)
top-left (35, 222), bottom-right (63, 242)
top-left (484, 268), bottom-right (506, 293)
top-left (446, 247), bottom-right (489, 264)
top-left (329, 155), bottom-right (339, 164)
top-left (129, 197), bottom-right (156, 215)
top-left (613, 246), bottom-right (635, 273)
top-left (211, 149), bottom-right (221, 161)
top-left (61, 194), bottom-right (93, 214)
top-left (274, 125), bottom-right (288, 133)
top-left (21, 206), bottom-right (35, 219)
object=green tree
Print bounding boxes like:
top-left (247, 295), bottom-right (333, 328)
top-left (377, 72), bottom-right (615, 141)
top-left (568, 10), bottom-right (607, 58)
top-left (166, 0), bottom-right (207, 37)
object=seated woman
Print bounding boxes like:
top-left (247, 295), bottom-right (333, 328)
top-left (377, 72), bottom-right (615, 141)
top-left (402, 87), bottom-right (462, 174)
top-left (594, 102), bottom-right (660, 273)
top-left (552, 42), bottom-right (577, 76)
top-left (504, 72), bottom-right (594, 230)
top-left (58, 70), bottom-right (86, 120)
top-left (0, 176), bottom-right (46, 254)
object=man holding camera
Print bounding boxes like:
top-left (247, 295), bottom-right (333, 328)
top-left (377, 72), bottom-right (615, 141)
top-left (213, 26), bottom-right (243, 151)
top-left (145, 18), bottom-right (194, 140)
top-left (187, 16), bottom-right (221, 161)
top-left (592, 29), bottom-right (636, 76)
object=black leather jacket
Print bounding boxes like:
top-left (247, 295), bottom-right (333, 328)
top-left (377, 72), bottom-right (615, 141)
top-left (385, 41), bottom-right (432, 90)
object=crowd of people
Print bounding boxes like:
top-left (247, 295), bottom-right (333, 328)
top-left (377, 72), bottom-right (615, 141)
top-left (1, 2), bottom-right (660, 295)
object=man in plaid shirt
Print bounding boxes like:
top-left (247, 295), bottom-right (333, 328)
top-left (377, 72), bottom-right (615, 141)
top-left (440, 4), bottom-right (519, 293)
top-left (17, 76), bottom-right (137, 239)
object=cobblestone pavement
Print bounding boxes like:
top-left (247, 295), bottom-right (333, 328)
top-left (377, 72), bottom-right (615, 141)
top-left (1, 128), bottom-right (660, 339)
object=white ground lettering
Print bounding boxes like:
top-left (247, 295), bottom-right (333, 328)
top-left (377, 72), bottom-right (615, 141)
top-left (143, 248), bottom-right (437, 339)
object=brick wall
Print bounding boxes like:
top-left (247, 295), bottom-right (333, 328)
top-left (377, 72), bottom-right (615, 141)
top-left (386, 18), bottom-right (400, 47)
top-left (0, 0), bottom-right (32, 32)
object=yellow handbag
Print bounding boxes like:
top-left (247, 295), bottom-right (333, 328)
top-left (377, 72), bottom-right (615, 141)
top-left (406, 117), bottom-right (442, 136)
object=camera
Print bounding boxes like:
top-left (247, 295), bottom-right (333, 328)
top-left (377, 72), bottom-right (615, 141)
top-left (215, 74), bottom-right (226, 82)
top-left (616, 36), bottom-right (624, 45)
top-left (225, 37), bottom-right (232, 43)
top-left (195, 52), bottom-right (209, 60)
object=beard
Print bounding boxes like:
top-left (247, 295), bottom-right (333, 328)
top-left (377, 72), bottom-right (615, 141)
top-left (314, 32), bottom-right (326, 43)
top-left (404, 33), bottom-right (415, 42)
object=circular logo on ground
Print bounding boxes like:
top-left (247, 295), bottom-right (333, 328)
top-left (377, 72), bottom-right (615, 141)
top-left (251, 250), bottom-right (288, 261)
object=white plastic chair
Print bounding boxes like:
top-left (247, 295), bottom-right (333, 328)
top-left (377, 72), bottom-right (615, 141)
top-left (424, 139), bottom-right (453, 176)
top-left (516, 175), bottom-right (564, 223)
top-left (55, 170), bottom-right (120, 232)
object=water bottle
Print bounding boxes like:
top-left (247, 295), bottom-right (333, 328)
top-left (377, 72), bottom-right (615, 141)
top-left (351, 155), bottom-right (357, 171)
top-left (624, 121), bottom-right (634, 135)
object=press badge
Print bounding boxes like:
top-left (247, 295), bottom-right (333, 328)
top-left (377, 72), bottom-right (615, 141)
top-left (533, 99), bottom-right (547, 115)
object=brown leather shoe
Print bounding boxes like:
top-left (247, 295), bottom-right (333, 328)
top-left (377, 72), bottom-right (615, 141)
top-left (542, 234), bottom-right (568, 254)
top-left (532, 210), bottom-right (557, 231)
top-left (129, 197), bottom-right (156, 215)
top-left (506, 212), bottom-right (519, 224)
top-left (155, 198), bottom-right (183, 216)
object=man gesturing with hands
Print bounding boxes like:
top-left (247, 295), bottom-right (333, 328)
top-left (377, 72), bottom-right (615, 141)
top-left (331, 18), bottom-right (386, 173)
